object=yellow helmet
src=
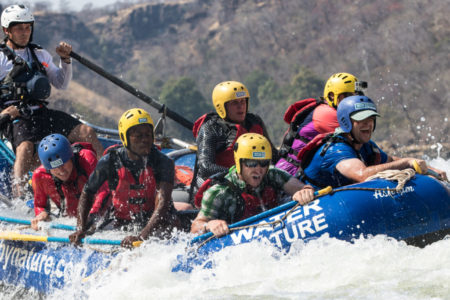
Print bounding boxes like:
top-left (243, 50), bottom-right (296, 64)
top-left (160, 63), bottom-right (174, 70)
top-left (233, 133), bottom-right (272, 174)
top-left (212, 81), bottom-right (249, 119)
top-left (323, 73), bottom-right (362, 108)
top-left (118, 108), bottom-right (154, 147)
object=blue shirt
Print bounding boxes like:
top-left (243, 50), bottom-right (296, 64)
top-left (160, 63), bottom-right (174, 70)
top-left (303, 137), bottom-right (388, 188)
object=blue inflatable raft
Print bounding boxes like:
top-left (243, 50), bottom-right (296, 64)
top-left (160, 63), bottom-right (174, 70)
top-left (0, 239), bottom-right (113, 293)
top-left (173, 174), bottom-right (450, 273)
top-left (1, 133), bottom-right (449, 292)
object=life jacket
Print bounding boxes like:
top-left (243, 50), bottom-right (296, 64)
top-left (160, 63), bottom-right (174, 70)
top-left (105, 145), bottom-right (157, 221)
top-left (297, 133), bottom-right (382, 187)
top-left (193, 112), bottom-right (264, 168)
top-left (0, 42), bottom-right (50, 109)
top-left (277, 98), bottom-right (324, 170)
top-left (104, 144), bottom-right (193, 188)
top-left (51, 142), bottom-right (97, 216)
top-left (194, 171), bottom-right (278, 221)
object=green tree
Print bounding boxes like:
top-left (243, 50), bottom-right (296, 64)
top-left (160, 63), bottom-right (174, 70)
top-left (159, 77), bottom-right (209, 140)
top-left (288, 68), bottom-right (324, 103)
top-left (244, 70), bottom-right (271, 106)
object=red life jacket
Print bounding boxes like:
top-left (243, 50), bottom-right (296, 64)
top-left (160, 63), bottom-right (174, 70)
top-left (194, 172), bottom-right (278, 221)
top-left (193, 112), bottom-right (264, 168)
top-left (279, 98), bottom-right (324, 159)
top-left (106, 146), bottom-right (157, 221)
top-left (46, 143), bottom-right (97, 216)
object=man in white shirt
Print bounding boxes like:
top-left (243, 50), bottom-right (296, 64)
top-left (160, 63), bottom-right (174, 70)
top-left (0, 4), bottom-right (103, 198)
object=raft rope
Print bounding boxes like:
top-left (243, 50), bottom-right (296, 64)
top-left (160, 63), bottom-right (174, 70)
top-left (195, 169), bottom-right (417, 249)
top-left (365, 168), bottom-right (416, 191)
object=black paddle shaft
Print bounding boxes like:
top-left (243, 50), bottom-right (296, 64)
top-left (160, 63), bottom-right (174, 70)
top-left (69, 51), bottom-right (194, 130)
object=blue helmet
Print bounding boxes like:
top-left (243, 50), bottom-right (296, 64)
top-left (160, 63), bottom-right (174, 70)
top-left (38, 134), bottom-right (73, 170)
top-left (337, 95), bottom-right (380, 133)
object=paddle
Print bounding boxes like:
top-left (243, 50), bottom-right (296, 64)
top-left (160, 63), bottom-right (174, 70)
top-left (190, 186), bottom-right (333, 245)
top-left (412, 160), bottom-right (446, 181)
top-left (69, 51), bottom-right (194, 131)
top-left (0, 215), bottom-right (76, 231)
top-left (0, 231), bottom-right (142, 247)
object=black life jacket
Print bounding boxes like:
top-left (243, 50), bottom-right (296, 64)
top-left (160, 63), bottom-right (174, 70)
top-left (0, 42), bottom-right (50, 108)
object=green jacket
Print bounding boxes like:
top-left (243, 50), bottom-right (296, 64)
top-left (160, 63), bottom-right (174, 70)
top-left (199, 166), bottom-right (292, 224)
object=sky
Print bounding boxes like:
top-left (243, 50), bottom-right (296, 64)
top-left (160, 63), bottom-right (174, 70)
top-left (0, 0), bottom-right (139, 12)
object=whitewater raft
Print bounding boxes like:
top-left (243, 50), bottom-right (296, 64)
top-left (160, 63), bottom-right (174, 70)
top-left (173, 174), bottom-right (450, 273)
top-left (1, 133), bottom-right (449, 292)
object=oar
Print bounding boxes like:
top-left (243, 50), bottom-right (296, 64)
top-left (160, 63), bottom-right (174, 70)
top-left (0, 215), bottom-right (76, 231)
top-left (412, 160), bottom-right (446, 181)
top-left (69, 51), bottom-right (194, 131)
top-left (0, 231), bottom-right (141, 247)
top-left (190, 186), bottom-right (333, 245)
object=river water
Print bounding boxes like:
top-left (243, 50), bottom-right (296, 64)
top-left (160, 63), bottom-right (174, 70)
top-left (1, 158), bottom-right (449, 300)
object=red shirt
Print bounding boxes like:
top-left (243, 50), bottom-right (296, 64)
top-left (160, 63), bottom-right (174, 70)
top-left (32, 148), bottom-right (106, 217)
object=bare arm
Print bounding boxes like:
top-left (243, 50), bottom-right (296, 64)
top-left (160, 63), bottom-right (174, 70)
top-left (69, 190), bottom-right (95, 244)
top-left (191, 213), bottom-right (229, 237)
top-left (138, 181), bottom-right (174, 240)
top-left (336, 157), bottom-right (423, 182)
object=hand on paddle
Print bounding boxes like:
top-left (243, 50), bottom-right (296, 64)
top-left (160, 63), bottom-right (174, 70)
top-left (292, 185), bottom-right (315, 205)
top-left (412, 159), bottom-right (448, 181)
top-left (69, 230), bottom-right (86, 246)
top-left (121, 235), bottom-right (143, 248)
top-left (56, 42), bottom-right (72, 62)
top-left (31, 211), bottom-right (49, 231)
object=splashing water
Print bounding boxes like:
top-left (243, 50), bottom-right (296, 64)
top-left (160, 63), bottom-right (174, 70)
top-left (1, 158), bottom-right (449, 300)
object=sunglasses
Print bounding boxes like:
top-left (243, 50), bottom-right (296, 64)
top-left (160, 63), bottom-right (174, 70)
top-left (242, 159), bottom-right (270, 168)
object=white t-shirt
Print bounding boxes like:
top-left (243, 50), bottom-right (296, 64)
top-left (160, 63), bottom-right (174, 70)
top-left (0, 45), bottom-right (72, 89)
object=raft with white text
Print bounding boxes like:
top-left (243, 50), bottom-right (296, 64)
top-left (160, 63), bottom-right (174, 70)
top-left (173, 174), bottom-right (450, 273)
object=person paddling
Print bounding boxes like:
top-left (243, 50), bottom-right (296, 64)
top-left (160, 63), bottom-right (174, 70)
top-left (0, 5), bottom-right (104, 198)
top-left (31, 134), bottom-right (108, 230)
top-left (69, 108), bottom-right (182, 248)
top-left (191, 133), bottom-right (315, 237)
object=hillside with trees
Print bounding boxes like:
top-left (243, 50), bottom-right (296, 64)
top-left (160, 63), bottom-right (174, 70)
top-left (1, 0), bottom-right (448, 156)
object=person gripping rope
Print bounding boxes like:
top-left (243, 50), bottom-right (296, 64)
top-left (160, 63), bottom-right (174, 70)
top-left (0, 4), bottom-right (103, 197)
top-left (191, 133), bottom-right (314, 237)
top-left (298, 95), bottom-right (448, 188)
top-left (69, 108), bottom-right (182, 248)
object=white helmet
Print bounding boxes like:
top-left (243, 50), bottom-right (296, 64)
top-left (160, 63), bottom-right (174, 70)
top-left (1, 5), bottom-right (34, 28)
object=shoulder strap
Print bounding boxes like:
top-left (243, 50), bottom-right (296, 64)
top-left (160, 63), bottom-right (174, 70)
top-left (0, 43), bottom-right (15, 62)
top-left (106, 147), bottom-right (121, 191)
top-left (299, 133), bottom-right (340, 170)
top-left (193, 112), bottom-right (220, 138)
top-left (27, 43), bottom-right (46, 74)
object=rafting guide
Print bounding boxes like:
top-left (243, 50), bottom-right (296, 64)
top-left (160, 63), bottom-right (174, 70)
top-left (0, 4), bottom-right (104, 198)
